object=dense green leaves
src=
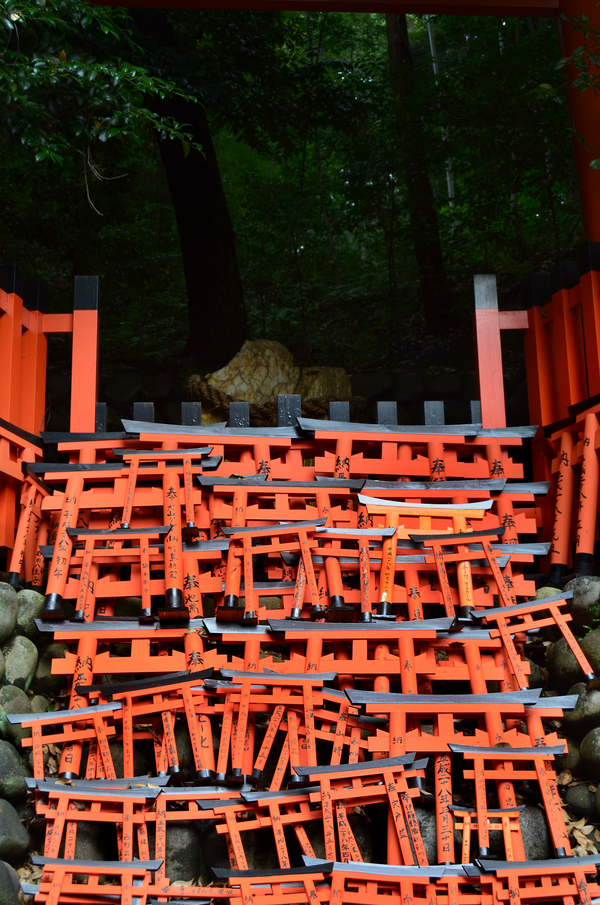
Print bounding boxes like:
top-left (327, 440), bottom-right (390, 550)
top-left (0, 7), bottom-right (584, 369)
top-left (0, 0), bottom-right (198, 164)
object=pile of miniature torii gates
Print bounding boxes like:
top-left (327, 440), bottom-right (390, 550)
top-left (3, 409), bottom-right (599, 905)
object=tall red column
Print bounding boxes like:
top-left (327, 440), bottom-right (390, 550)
top-left (560, 0), bottom-right (600, 240)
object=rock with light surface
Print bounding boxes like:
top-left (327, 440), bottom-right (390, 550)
top-left (206, 340), bottom-right (300, 404)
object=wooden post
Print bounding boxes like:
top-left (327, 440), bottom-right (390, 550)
top-left (70, 276), bottom-right (99, 433)
top-left (473, 275), bottom-right (506, 429)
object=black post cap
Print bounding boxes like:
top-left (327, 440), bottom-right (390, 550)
top-left (550, 261), bottom-right (579, 293)
top-left (520, 273), bottom-right (552, 309)
top-left (73, 275), bottom-right (99, 310)
top-left (0, 264), bottom-right (24, 298)
top-left (23, 276), bottom-right (49, 313)
top-left (578, 241), bottom-right (600, 275)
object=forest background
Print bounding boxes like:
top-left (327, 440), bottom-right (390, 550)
top-left (0, 4), bottom-right (583, 417)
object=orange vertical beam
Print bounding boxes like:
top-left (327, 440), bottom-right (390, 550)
top-left (19, 277), bottom-right (49, 436)
top-left (0, 265), bottom-right (24, 425)
top-left (578, 242), bottom-right (600, 397)
top-left (70, 276), bottom-right (99, 433)
top-left (559, 0), bottom-right (600, 243)
top-left (473, 274), bottom-right (506, 429)
top-left (549, 262), bottom-right (587, 416)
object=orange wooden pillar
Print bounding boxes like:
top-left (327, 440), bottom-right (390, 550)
top-left (70, 276), bottom-right (99, 433)
top-left (559, 0), bottom-right (600, 243)
top-left (0, 265), bottom-right (24, 425)
top-left (20, 277), bottom-right (49, 436)
top-left (473, 275), bottom-right (528, 430)
top-left (578, 242), bottom-right (600, 397)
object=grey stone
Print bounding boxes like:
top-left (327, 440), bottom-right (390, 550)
top-left (107, 740), bottom-right (151, 779)
top-left (0, 686), bottom-right (32, 748)
top-left (579, 728), bottom-right (600, 780)
top-left (564, 575), bottom-right (600, 631)
top-left (526, 658), bottom-right (547, 689)
top-left (392, 372), bottom-right (423, 405)
top-left (414, 805), bottom-right (442, 863)
top-left (564, 782), bottom-right (597, 818)
top-left (30, 695), bottom-right (49, 714)
top-left (3, 635), bottom-right (37, 691)
top-left (562, 688), bottom-right (600, 738)
top-left (536, 585), bottom-right (562, 599)
top-left (0, 741), bottom-right (28, 801)
top-left (0, 860), bottom-right (21, 904)
top-left (0, 799), bottom-right (29, 863)
top-left (546, 638), bottom-right (584, 693)
top-left (165, 822), bottom-right (208, 882)
top-left (519, 806), bottom-right (551, 860)
top-left (581, 628), bottom-right (600, 675)
top-left (30, 643), bottom-right (68, 697)
top-left (114, 597), bottom-right (143, 618)
top-left (15, 589), bottom-right (45, 639)
top-left (555, 737), bottom-right (582, 775)
top-left (0, 586), bottom-right (18, 644)
top-left (74, 821), bottom-right (107, 861)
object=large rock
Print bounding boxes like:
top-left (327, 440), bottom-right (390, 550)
top-left (163, 822), bottom-right (207, 883)
top-left (579, 727), bottom-right (600, 780)
top-left (297, 366), bottom-right (352, 399)
top-left (562, 688), bottom-right (600, 738)
top-left (0, 860), bottom-right (20, 904)
top-left (0, 799), bottom-right (29, 863)
top-left (107, 740), bottom-right (151, 779)
top-left (206, 341), bottom-right (300, 404)
top-left (0, 586), bottom-right (18, 644)
top-left (0, 741), bottom-right (28, 801)
top-left (15, 589), bottom-right (45, 639)
top-left (555, 737), bottom-right (582, 775)
top-left (519, 807), bottom-right (551, 860)
top-left (546, 638), bottom-right (584, 692)
top-left (581, 628), bottom-right (600, 675)
top-left (0, 686), bottom-right (32, 748)
top-left (564, 575), bottom-right (600, 630)
top-left (3, 636), bottom-right (37, 690)
top-left (564, 782), bottom-right (597, 818)
top-left (30, 643), bottom-right (68, 696)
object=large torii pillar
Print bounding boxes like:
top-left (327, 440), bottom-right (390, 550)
top-left (96, 0), bottom-right (600, 241)
top-left (559, 0), bottom-right (600, 241)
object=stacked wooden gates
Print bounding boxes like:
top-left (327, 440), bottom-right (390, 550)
top-left (2, 259), bottom-right (600, 903)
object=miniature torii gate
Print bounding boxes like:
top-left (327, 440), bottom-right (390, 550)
top-left (92, 0), bottom-right (600, 245)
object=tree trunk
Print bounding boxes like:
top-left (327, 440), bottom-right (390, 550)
top-left (385, 14), bottom-right (455, 333)
top-left (156, 95), bottom-right (247, 370)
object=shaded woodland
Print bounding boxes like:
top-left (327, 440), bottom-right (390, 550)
top-left (0, 7), bottom-right (581, 377)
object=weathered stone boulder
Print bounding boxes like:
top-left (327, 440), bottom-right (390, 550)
top-left (0, 741), bottom-right (28, 801)
top-left (564, 782), bottom-right (597, 818)
top-left (555, 737), bottom-right (582, 775)
top-left (0, 587), bottom-right (18, 644)
top-left (3, 635), bottom-right (37, 690)
top-left (564, 575), bottom-right (600, 631)
top-left (562, 688), bottom-right (600, 738)
top-left (0, 860), bottom-right (21, 904)
top-left (15, 589), bottom-right (45, 639)
top-left (579, 727), bottom-right (600, 780)
top-left (30, 643), bottom-right (68, 697)
top-left (0, 799), bottom-right (29, 863)
top-left (0, 686), bottom-right (32, 748)
top-left (547, 638), bottom-right (584, 692)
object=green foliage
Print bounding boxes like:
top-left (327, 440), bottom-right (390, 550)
top-left (0, 0), bottom-right (199, 164)
top-left (0, 8), bottom-right (586, 370)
